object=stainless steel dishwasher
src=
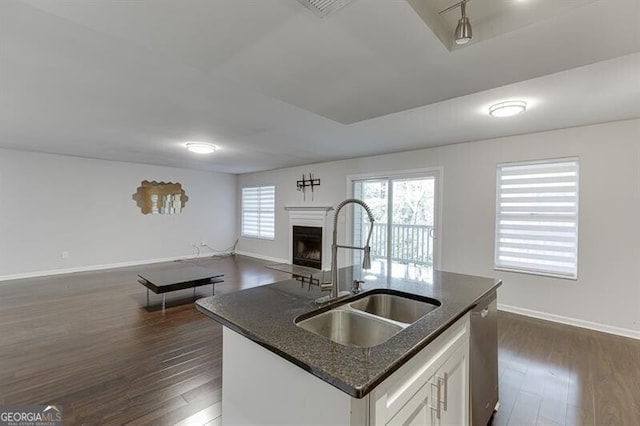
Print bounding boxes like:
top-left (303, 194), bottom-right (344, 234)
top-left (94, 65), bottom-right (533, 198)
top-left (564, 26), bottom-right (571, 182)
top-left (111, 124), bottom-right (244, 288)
top-left (470, 291), bottom-right (499, 426)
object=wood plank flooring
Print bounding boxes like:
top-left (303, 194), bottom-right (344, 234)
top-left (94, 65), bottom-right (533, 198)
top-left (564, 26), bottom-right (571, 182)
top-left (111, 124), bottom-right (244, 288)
top-left (0, 256), bottom-right (290, 425)
top-left (490, 312), bottom-right (640, 426)
top-left (1, 256), bottom-right (638, 425)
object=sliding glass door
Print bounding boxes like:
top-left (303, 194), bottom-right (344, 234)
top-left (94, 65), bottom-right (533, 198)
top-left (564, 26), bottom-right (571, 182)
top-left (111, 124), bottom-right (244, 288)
top-left (352, 171), bottom-right (440, 282)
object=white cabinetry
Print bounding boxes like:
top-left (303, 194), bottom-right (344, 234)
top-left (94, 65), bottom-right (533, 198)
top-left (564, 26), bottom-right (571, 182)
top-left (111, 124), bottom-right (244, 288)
top-left (384, 342), bottom-right (468, 426)
top-left (221, 313), bottom-right (469, 426)
top-left (435, 341), bottom-right (469, 425)
top-left (371, 315), bottom-right (469, 426)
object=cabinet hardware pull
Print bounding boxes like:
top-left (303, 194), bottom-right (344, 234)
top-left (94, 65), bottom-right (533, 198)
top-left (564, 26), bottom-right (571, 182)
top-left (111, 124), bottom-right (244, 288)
top-left (428, 380), bottom-right (442, 420)
top-left (438, 374), bottom-right (448, 411)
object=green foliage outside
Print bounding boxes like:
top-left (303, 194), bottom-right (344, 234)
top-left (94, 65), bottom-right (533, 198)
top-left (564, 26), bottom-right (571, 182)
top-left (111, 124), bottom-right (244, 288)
top-left (355, 178), bottom-right (435, 267)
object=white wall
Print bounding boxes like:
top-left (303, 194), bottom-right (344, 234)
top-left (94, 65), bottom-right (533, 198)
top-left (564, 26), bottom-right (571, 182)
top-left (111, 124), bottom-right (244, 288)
top-left (237, 119), bottom-right (640, 336)
top-left (0, 149), bottom-right (237, 279)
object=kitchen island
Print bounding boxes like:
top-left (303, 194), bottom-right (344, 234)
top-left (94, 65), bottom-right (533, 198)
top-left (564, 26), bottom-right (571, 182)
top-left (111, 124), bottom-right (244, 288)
top-left (196, 267), bottom-right (501, 425)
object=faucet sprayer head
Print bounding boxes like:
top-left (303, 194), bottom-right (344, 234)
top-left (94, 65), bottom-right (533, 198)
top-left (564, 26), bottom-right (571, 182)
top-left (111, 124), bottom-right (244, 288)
top-left (362, 246), bottom-right (372, 269)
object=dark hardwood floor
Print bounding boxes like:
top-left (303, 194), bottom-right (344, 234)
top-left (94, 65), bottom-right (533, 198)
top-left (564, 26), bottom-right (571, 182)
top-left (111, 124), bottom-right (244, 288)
top-left (1, 256), bottom-right (638, 425)
top-left (491, 312), bottom-right (640, 426)
top-left (0, 255), bottom-right (290, 425)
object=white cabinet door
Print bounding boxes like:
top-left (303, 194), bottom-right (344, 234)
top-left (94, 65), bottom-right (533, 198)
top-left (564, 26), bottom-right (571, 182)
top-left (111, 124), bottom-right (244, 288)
top-left (370, 315), bottom-right (470, 426)
top-left (432, 340), bottom-right (469, 426)
top-left (387, 338), bottom-right (468, 426)
top-left (386, 379), bottom-right (435, 426)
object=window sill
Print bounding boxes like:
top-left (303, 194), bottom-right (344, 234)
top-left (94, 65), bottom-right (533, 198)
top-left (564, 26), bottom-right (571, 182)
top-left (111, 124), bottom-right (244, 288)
top-left (241, 235), bottom-right (275, 241)
top-left (494, 267), bottom-right (577, 281)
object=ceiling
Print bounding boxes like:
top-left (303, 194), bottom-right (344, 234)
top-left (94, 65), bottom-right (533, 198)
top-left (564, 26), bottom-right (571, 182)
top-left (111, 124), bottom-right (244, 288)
top-left (1, 0), bottom-right (639, 174)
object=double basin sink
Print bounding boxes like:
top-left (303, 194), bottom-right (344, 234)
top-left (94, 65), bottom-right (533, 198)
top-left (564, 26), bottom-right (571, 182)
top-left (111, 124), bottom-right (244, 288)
top-left (295, 290), bottom-right (441, 348)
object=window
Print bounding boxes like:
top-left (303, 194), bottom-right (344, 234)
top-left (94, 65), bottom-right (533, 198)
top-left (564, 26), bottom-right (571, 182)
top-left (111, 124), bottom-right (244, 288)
top-left (495, 158), bottom-right (579, 279)
top-left (241, 186), bottom-right (275, 239)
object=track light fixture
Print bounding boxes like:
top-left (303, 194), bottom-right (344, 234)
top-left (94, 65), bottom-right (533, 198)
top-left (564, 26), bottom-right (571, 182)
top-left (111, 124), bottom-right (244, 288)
top-left (439, 0), bottom-right (472, 45)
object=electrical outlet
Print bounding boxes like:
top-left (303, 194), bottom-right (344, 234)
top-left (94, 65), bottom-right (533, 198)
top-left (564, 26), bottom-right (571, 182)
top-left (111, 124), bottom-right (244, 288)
top-left (61, 251), bottom-right (69, 259)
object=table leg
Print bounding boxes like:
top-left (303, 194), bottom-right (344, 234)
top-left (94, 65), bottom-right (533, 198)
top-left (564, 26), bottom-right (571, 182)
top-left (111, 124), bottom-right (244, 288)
top-left (146, 288), bottom-right (149, 306)
top-left (162, 294), bottom-right (166, 311)
top-left (212, 284), bottom-right (215, 296)
top-left (193, 287), bottom-right (196, 297)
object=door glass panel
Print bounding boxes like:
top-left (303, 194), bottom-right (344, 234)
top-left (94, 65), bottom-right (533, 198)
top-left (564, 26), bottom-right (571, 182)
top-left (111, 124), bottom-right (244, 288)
top-left (353, 174), bottom-right (436, 283)
top-left (391, 177), bottom-right (435, 281)
top-left (353, 179), bottom-right (388, 274)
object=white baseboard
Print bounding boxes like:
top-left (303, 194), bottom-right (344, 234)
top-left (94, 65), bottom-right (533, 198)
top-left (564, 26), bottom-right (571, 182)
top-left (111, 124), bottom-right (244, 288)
top-left (498, 303), bottom-right (640, 340)
top-left (234, 250), bottom-right (288, 265)
top-left (0, 253), bottom-right (217, 282)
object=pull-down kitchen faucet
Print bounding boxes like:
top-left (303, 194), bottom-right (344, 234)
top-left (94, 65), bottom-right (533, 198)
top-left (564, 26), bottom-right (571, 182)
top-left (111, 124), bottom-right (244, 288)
top-left (317, 198), bottom-right (375, 303)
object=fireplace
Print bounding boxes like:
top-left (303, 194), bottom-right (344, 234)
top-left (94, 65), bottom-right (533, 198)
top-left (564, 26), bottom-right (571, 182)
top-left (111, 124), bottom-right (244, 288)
top-left (286, 205), bottom-right (333, 271)
top-left (292, 226), bottom-right (322, 269)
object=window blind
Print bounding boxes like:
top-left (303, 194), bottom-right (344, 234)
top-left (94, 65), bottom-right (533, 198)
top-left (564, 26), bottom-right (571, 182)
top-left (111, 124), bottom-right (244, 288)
top-left (241, 186), bottom-right (275, 239)
top-left (495, 159), bottom-right (579, 278)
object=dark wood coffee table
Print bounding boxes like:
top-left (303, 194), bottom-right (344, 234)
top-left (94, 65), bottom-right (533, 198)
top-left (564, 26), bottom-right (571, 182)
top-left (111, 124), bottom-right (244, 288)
top-left (138, 266), bottom-right (224, 310)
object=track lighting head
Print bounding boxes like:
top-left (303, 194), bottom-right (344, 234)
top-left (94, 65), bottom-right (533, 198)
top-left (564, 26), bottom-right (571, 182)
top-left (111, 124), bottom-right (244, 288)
top-left (455, 2), bottom-right (472, 44)
top-left (440, 0), bottom-right (473, 46)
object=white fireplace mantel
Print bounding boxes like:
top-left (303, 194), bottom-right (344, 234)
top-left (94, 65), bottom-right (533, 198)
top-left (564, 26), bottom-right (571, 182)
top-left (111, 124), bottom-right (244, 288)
top-left (284, 206), bottom-right (334, 212)
top-left (286, 206), bottom-right (334, 271)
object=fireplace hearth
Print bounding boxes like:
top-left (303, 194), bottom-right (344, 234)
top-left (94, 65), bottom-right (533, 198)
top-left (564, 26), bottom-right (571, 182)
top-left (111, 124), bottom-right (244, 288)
top-left (292, 226), bottom-right (322, 269)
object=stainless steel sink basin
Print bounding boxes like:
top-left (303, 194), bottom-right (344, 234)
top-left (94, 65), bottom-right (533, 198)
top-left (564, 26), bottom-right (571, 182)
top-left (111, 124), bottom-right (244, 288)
top-left (295, 291), bottom-right (441, 347)
top-left (349, 293), bottom-right (440, 324)
top-left (296, 309), bottom-right (403, 348)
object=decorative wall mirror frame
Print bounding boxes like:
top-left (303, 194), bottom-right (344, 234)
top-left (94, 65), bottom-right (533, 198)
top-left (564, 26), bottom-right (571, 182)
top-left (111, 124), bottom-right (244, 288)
top-left (132, 180), bottom-right (188, 215)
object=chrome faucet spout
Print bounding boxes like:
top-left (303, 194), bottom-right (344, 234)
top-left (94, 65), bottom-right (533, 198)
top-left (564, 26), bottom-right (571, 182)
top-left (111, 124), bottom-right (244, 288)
top-left (327, 198), bottom-right (375, 300)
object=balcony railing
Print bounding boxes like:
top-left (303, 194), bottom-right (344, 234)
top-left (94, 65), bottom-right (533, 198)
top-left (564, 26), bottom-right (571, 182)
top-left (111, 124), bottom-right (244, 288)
top-left (361, 223), bottom-right (434, 267)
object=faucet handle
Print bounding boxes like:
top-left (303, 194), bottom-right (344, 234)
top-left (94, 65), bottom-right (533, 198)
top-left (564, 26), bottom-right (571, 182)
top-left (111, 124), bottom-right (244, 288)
top-left (351, 280), bottom-right (365, 294)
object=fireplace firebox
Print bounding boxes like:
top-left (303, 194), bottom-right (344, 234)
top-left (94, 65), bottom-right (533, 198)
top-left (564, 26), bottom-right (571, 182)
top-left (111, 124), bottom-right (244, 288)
top-left (292, 226), bottom-right (322, 269)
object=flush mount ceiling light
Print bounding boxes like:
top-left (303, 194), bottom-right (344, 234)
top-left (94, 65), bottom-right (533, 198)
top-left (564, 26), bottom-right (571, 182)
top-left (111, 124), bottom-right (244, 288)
top-left (185, 142), bottom-right (217, 154)
top-left (489, 101), bottom-right (527, 117)
top-left (440, 0), bottom-right (472, 45)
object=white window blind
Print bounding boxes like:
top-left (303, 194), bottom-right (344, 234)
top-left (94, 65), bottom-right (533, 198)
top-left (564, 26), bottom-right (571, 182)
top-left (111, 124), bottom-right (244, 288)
top-left (495, 159), bottom-right (579, 279)
top-left (242, 186), bottom-right (275, 240)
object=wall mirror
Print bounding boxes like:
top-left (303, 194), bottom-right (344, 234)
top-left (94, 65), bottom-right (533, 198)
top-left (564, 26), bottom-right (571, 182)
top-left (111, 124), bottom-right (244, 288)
top-left (132, 180), bottom-right (189, 215)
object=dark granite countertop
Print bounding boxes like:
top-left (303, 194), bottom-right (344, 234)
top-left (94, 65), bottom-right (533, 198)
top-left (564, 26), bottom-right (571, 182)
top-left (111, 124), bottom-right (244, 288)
top-left (195, 267), bottom-right (501, 398)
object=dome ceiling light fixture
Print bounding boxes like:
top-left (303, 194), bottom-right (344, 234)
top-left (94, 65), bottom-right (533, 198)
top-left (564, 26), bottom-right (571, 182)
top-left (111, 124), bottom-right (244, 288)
top-left (439, 0), bottom-right (473, 45)
top-left (185, 142), bottom-right (217, 154)
top-left (488, 101), bottom-right (528, 117)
